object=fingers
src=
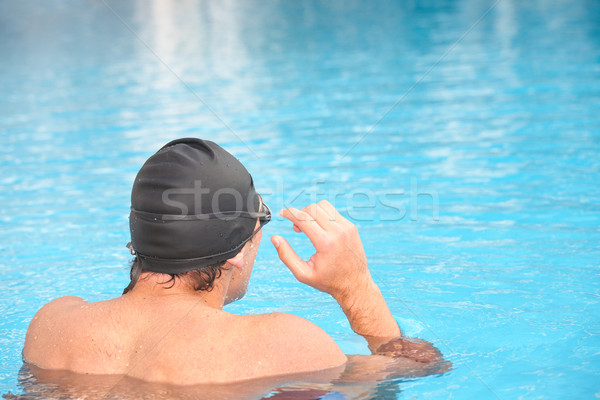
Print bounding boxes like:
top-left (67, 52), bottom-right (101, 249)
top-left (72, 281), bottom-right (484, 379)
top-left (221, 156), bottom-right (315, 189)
top-left (280, 208), bottom-right (326, 247)
top-left (315, 200), bottom-right (339, 220)
top-left (316, 200), bottom-right (354, 229)
top-left (271, 235), bottom-right (311, 284)
top-left (287, 200), bottom-right (354, 234)
top-left (281, 201), bottom-right (357, 246)
top-left (301, 202), bottom-right (338, 230)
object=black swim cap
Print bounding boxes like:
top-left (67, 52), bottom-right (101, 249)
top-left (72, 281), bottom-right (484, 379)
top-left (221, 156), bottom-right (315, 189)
top-left (129, 138), bottom-right (262, 274)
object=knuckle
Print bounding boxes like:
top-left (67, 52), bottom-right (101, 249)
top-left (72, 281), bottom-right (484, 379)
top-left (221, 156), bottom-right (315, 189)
top-left (336, 228), bottom-right (349, 240)
top-left (321, 236), bottom-right (335, 247)
top-left (339, 224), bottom-right (357, 239)
top-left (345, 221), bottom-right (358, 234)
top-left (318, 199), bottom-right (330, 207)
top-left (302, 204), bottom-right (318, 217)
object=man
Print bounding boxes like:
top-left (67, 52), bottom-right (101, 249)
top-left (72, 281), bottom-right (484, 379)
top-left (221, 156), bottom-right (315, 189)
top-left (23, 138), bottom-right (442, 385)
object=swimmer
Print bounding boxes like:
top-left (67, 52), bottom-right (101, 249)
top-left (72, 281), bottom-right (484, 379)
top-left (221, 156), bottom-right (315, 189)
top-left (22, 138), bottom-right (445, 386)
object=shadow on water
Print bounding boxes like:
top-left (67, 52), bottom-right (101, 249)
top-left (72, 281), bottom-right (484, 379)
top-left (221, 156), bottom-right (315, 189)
top-left (3, 357), bottom-right (450, 400)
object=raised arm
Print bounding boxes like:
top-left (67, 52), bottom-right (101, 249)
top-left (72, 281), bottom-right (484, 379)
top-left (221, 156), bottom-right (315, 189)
top-left (271, 200), bottom-right (441, 363)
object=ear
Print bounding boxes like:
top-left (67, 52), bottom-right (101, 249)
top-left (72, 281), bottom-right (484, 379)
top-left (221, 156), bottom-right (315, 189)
top-left (226, 249), bottom-right (245, 269)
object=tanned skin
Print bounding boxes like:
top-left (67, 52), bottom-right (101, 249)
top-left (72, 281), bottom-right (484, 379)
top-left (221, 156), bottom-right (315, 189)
top-left (23, 200), bottom-right (444, 386)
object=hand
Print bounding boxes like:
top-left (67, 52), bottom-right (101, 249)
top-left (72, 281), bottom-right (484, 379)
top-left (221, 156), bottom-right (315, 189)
top-left (271, 200), bottom-right (371, 300)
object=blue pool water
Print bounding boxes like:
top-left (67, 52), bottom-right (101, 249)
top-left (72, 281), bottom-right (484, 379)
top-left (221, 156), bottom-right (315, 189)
top-left (1, 0), bottom-right (599, 398)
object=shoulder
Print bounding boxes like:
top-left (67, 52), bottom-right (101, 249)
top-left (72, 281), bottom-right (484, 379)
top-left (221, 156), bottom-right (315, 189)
top-left (257, 312), bottom-right (333, 333)
top-left (23, 296), bottom-right (87, 364)
top-left (40, 296), bottom-right (86, 311)
top-left (247, 312), bottom-right (335, 340)
top-left (31, 296), bottom-right (87, 323)
top-left (242, 312), bottom-right (347, 373)
top-left (29, 296), bottom-right (86, 324)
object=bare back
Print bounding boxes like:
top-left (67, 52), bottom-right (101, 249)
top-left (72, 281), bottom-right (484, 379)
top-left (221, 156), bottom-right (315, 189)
top-left (23, 295), bottom-right (347, 384)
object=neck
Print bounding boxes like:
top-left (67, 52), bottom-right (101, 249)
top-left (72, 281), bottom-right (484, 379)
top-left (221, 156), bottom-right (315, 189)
top-left (124, 271), bottom-right (232, 309)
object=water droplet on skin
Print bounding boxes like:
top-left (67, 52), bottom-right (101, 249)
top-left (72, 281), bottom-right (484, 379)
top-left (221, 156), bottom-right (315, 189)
top-left (33, 336), bottom-right (38, 340)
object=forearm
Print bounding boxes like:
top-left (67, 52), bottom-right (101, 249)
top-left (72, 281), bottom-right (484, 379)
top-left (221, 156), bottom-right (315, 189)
top-left (275, 202), bottom-right (444, 364)
top-left (335, 275), bottom-right (401, 338)
top-left (336, 280), bottom-right (443, 363)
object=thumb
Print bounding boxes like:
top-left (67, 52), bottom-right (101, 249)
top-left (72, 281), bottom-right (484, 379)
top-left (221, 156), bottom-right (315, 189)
top-left (271, 235), bottom-right (310, 282)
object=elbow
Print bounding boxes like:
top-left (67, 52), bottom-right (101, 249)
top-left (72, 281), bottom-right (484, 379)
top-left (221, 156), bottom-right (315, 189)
top-left (375, 337), bottom-right (443, 364)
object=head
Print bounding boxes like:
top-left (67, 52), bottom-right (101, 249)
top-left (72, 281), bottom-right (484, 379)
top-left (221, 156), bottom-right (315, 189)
top-left (123, 138), bottom-right (270, 301)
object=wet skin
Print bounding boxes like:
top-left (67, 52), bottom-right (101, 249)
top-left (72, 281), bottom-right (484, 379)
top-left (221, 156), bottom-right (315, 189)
top-left (23, 200), bottom-right (447, 386)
